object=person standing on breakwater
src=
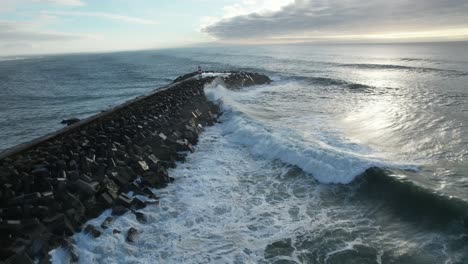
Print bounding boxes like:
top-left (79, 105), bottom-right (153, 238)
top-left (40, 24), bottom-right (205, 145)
top-left (198, 65), bottom-right (203, 79)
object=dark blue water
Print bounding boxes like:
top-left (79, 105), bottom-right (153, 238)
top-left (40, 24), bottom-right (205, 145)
top-left (0, 51), bottom-right (224, 150)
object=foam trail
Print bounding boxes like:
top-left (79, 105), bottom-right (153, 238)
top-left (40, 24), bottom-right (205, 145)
top-left (205, 79), bottom-right (411, 184)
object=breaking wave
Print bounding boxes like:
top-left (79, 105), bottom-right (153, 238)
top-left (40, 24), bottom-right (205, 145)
top-left (204, 79), bottom-right (410, 184)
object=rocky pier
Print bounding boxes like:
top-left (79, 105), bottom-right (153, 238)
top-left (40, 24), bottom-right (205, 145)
top-left (0, 71), bottom-right (271, 263)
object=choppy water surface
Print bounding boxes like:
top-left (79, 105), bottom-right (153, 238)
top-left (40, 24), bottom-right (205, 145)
top-left (2, 42), bottom-right (468, 263)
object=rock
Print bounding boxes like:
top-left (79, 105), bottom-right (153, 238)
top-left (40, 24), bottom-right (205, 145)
top-left (18, 218), bottom-right (47, 239)
top-left (147, 154), bottom-right (159, 165)
top-left (112, 229), bottom-right (121, 235)
top-left (28, 238), bottom-right (49, 259)
top-left (0, 206), bottom-right (22, 218)
top-left (110, 167), bottom-right (133, 187)
top-left (73, 179), bottom-right (98, 199)
top-left (83, 224), bottom-right (101, 238)
top-left (67, 170), bottom-right (79, 181)
top-left (142, 188), bottom-right (159, 200)
top-left (31, 167), bottom-right (50, 178)
top-left (60, 118), bottom-right (80, 126)
top-left (8, 193), bottom-right (41, 206)
top-left (115, 193), bottom-right (133, 208)
top-left (130, 197), bottom-right (146, 210)
top-left (100, 217), bottom-right (113, 229)
top-left (100, 178), bottom-right (119, 198)
top-left (61, 237), bottom-right (79, 262)
top-left (82, 197), bottom-right (105, 219)
top-left (97, 192), bottom-right (114, 207)
top-left (137, 161), bottom-right (149, 172)
top-left (132, 211), bottom-right (147, 224)
top-left (4, 252), bottom-right (34, 264)
top-left (111, 205), bottom-right (128, 216)
top-left (43, 213), bottom-right (75, 236)
top-left (126, 227), bottom-right (139, 243)
top-left (23, 205), bottom-right (49, 219)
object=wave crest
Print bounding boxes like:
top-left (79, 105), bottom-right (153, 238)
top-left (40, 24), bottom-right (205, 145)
top-left (204, 80), bottom-right (411, 184)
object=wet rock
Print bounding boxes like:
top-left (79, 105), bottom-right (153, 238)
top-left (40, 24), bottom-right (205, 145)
top-left (82, 197), bottom-right (104, 219)
top-left (132, 211), bottom-right (147, 224)
top-left (100, 216), bottom-right (113, 229)
top-left (130, 197), bottom-right (146, 210)
top-left (61, 118), bottom-right (80, 126)
top-left (28, 238), bottom-right (49, 259)
top-left (83, 224), bottom-right (101, 238)
top-left (111, 205), bottom-right (128, 216)
top-left (126, 227), bottom-right (139, 243)
top-left (43, 213), bottom-right (75, 236)
top-left (112, 229), bottom-right (121, 235)
top-left (97, 192), bottom-right (114, 207)
top-left (61, 237), bottom-right (79, 262)
top-left (142, 188), bottom-right (159, 200)
top-left (100, 178), bottom-right (119, 198)
top-left (115, 193), bottom-right (133, 208)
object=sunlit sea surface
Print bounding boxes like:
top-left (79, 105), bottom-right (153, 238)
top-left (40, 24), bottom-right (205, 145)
top-left (1, 42), bottom-right (468, 263)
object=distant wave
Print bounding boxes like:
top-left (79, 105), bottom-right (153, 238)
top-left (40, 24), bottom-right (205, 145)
top-left (0, 56), bottom-right (42, 62)
top-left (339, 63), bottom-right (468, 76)
top-left (284, 75), bottom-right (375, 91)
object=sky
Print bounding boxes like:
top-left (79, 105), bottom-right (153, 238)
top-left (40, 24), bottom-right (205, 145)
top-left (1, 0), bottom-right (468, 55)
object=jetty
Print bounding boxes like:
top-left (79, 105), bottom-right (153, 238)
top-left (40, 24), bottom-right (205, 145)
top-left (0, 71), bottom-right (271, 263)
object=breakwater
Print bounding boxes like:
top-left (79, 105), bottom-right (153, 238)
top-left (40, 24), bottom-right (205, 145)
top-left (0, 72), bottom-right (271, 263)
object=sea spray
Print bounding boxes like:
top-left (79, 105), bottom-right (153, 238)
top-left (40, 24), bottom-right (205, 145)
top-left (204, 79), bottom-right (412, 184)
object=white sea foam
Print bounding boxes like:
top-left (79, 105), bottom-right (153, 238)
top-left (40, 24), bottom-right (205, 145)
top-left (48, 91), bottom-right (446, 263)
top-left (49, 125), bottom-right (338, 263)
top-left (49, 124), bottom-right (441, 264)
top-left (205, 78), bottom-right (413, 184)
top-left (201, 72), bottom-right (231, 78)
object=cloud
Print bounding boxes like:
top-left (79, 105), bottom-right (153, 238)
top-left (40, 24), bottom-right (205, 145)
top-left (200, 0), bottom-right (293, 29)
top-left (202, 0), bottom-right (468, 41)
top-left (32, 0), bottom-right (86, 6)
top-left (0, 21), bottom-right (88, 43)
top-left (0, 0), bottom-right (85, 13)
top-left (42, 11), bottom-right (158, 25)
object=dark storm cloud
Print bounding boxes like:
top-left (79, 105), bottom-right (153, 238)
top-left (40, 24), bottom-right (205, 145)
top-left (203, 0), bottom-right (468, 39)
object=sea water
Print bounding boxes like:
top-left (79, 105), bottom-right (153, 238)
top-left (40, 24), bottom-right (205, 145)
top-left (1, 42), bottom-right (468, 263)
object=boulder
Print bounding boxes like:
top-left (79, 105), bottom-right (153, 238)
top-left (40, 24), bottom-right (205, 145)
top-left (100, 217), bottom-right (113, 229)
top-left (132, 211), bottom-right (147, 224)
top-left (61, 238), bottom-right (79, 262)
top-left (60, 118), bottom-right (80, 126)
top-left (4, 252), bottom-right (34, 264)
top-left (130, 197), bottom-right (146, 210)
top-left (83, 224), bottom-right (101, 238)
top-left (126, 227), bottom-right (139, 243)
top-left (73, 180), bottom-right (98, 199)
top-left (111, 205), bottom-right (128, 216)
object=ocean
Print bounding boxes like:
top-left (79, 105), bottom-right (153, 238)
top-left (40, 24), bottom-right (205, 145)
top-left (1, 42), bottom-right (468, 263)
